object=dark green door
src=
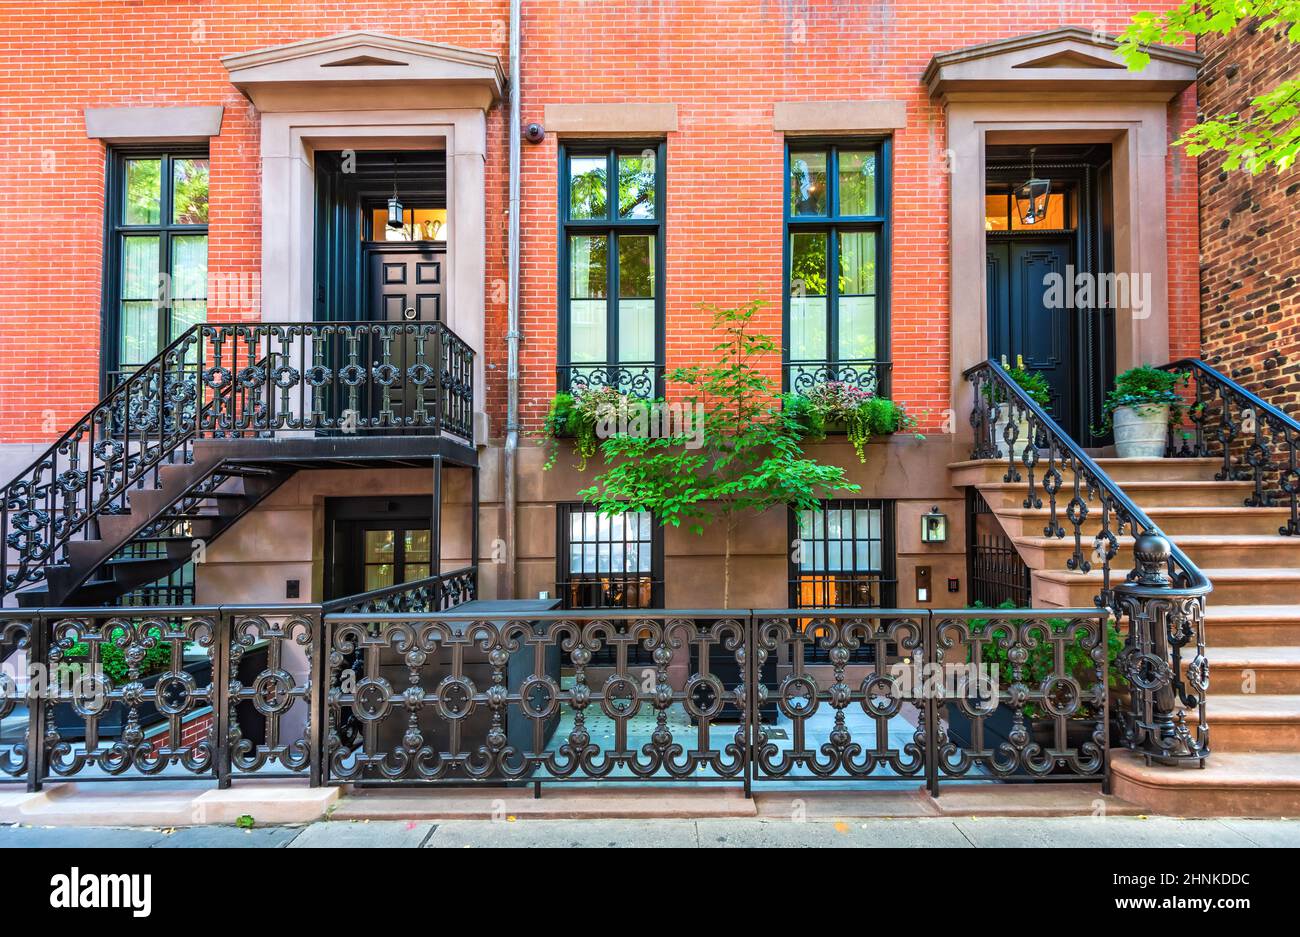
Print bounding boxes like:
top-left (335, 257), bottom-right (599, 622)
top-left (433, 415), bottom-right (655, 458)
top-left (986, 238), bottom-right (1077, 436)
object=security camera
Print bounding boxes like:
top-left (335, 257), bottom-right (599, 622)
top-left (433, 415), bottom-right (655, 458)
top-left (524, 122), bottom-right (546, 144)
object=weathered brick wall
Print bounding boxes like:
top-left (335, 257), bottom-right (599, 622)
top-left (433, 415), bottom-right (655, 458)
top-left (0, 1), bottom-right (1200, 448)
top-left (1197, 22), bottom-right (1300, 411)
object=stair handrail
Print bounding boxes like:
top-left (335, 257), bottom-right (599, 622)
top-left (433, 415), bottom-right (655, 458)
top-left (1161, 357), bottom-right (1300, 536)
top-left (322, 565), bottom-right (478, 614)
top-left (965, 358), bottom-right (1210, 766)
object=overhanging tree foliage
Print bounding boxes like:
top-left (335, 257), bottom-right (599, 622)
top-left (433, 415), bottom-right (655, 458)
top-left (578, 301), bottom-right (859, 607)
top-left (1117, 1), bottom-right (1300, 173)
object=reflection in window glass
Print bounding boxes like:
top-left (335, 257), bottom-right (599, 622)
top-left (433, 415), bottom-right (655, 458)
top-left (837, 150), bottom-right (876, 216)
top-left (838, 231), bottom-right (875, 296)
top-left (569, 156), bottom-right (607, 219)
top-left (789, 151), bottom-right (827, 215)
top-left (124, 159), bottom-right (161, 225)
top-left (618, 152), bottom-right (656, 219)
top-left (172, 158), bottom-right (209, 224)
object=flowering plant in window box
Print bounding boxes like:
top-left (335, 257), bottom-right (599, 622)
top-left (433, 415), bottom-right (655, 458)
top-left (542, 386), bottom-right (649, 470)
top-left (783, 381), bottom-right (920, 462)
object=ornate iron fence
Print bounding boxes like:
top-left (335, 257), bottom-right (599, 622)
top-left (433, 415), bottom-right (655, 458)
top-left (1, 600), bottom-right (1114, 795)
top-left (1163, 357), bottom-right (1299, 536)
top-left (965, 358), bottom-right (1211, 766)
top-left (787, 358), bottom-right (892, 398)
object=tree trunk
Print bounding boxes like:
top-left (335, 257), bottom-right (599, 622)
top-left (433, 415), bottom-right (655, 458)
top-left (723, 522), bottom-right (733, 608)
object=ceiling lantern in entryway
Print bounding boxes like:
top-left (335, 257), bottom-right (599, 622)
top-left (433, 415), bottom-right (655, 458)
top-left (387, 157), bottom-right (405, 230)
top-left (1013, 147), bottom-right (1052, 226)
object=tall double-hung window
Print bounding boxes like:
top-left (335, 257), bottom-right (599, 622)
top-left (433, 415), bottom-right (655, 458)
top-left (784, 141), bottom-right (890, 397)
top-left (559, 143), bottom-right (664, 400)
top-left (104, 150), bottom-right (209, 382)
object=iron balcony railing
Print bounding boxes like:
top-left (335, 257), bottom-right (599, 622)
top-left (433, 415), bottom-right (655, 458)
top-left (965, 358), bottom-right (1212, 767)
top-left (1, 599), bottom-right (1111, 796)
top-left (1162, 357), bottom-right (1300, 536)
top-left (556, 362), bottom-right (663, 401)
top-left (787, 358), bottom-right (892, 398)
top-left (1, 321), bottom-right (475, 597)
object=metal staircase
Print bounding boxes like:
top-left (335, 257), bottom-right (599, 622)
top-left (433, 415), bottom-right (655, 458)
top-left (2, 319), bottom-right (476, 610)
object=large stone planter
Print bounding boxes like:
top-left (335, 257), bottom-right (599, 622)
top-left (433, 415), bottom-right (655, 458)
top-left (991, 403), bottom-right (1033, 458)
top-left (1113, 403), bottom-right (1169, 458)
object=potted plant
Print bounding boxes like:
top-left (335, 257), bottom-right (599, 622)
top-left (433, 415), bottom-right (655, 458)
top-left (1098, 365), bottom-right (1189, 458)
top-left (943, 600), bottom-right (1126, 772)
top-left (783, 381), bottom-right (920, 462)
top-left (984, 361), bottom-right (1051, 457)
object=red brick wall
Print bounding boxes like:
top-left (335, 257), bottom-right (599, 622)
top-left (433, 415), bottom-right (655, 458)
top-left (1197, 23), bottom-right (1300, 411)
top-left (0, 2), bottom-right (1200, 446)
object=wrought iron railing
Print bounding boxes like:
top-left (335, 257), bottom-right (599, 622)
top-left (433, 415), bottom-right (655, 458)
top-left (557, 362), bottom-right (662, 401)
top-left (787, 358), bottom-right (891, 398)
top-left (965, 358), bottom-right (1212, 766)
top-left (2, 321), bottom-right (475, 599)
top-left (1, 603), bottom-right (1110, 794)
top-left (1162, 357), bottom-right (1300, 536)
top-left (323, 566), bottom-right (477, 615)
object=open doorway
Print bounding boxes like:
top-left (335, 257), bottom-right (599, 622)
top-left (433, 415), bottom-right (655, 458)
top-left (313, 149), bottom-right (447, 323)
top-left (984, 144), bottom-right (1115, 446)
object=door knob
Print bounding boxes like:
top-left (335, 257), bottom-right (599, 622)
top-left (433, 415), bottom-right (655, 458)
top-left (403, 306), bottom-right (418, 321)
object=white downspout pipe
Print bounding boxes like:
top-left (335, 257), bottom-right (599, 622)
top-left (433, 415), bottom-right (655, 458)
top-left (503, 0), bottom-right (522, 599)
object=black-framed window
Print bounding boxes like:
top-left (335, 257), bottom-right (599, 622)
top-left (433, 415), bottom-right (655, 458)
top-left (103, 148), bottom-right (209, 383)
top-left (558, 142), bottom-right (664, 400)
top-left (784, 140), bottom-right (890, 397)
top-left (789, 499), bottom-right (896, 662)
top-left (557, 503), bottom-right (662, 667)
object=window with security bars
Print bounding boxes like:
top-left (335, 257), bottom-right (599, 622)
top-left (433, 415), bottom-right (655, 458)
top-left (789, 499), bottom-right (896, 663)
top-left (556, 504), bottom-right (662, 665)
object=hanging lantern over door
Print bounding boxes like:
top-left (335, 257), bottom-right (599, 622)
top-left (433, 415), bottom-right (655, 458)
top-left (1013, 147), bottom-right (1051, 226)
top-left (386, 157), bottom-right (405, 230)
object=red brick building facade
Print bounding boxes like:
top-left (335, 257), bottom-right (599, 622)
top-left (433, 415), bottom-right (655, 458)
top-left (0, 2), bottom-right (1205, 611)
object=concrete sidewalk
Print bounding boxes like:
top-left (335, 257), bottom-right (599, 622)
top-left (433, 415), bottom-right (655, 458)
top-left (3, 816), bottom-right (1299, 848)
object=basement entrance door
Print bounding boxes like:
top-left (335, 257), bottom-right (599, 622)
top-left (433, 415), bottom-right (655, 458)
top-left (326, 497), bottom-right (435, 600)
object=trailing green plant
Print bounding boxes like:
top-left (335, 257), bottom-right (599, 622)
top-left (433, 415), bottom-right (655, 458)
top-left (60, 626), bottom-right (172, 684)
top-left (579, 300), bottom-right (859, 607)
top-left (783, 383), bottom-right (921, 462)
top-left (541, 387), bottom-right (651, 471)
top-left (982, 361), bottom-right (1052, 410)
top-left (966, 600), bottom-right (1125, 720)
top-left (1095, 364), bottom-right (1190, 435)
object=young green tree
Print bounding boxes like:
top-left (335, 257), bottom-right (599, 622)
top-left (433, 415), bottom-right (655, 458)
top-left (1117, 1), bottom-right (1300, 173)
top-left (578, 301), bottom-right (859, 607)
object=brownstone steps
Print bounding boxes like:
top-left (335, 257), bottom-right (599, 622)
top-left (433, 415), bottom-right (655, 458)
top-left (1110, 751), bottom-right (1300, 817)
top-left (950, 453), bottom-right (1300, 815)
top-left (1032, 566), bottom-right (1300, 607)
top-left (1204, 605), bottom-right (1300, 647)
top-left (1016, 534), bottom-right (1300, 570)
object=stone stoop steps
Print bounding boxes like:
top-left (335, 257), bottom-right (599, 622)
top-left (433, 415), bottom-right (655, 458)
top-left (950, 456), bottom-right (1300, 816)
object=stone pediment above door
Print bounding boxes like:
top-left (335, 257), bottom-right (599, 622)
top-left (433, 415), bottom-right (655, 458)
top-left (923, 27), bottom-right (1200, 100)
top-left (222, 31), bottom-right (505, 112)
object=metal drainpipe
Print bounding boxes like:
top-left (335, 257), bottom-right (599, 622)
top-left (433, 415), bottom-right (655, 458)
top-left (503, 0), bottom-right (522, 599)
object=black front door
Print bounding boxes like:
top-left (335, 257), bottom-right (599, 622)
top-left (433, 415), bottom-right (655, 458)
top-left (986, 238), bottom-right (1077, 435)
top-left (364, 245), bottom-right (445, 428)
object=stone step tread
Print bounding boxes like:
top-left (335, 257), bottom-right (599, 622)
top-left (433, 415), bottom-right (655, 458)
top-left (1206, 646), bottom-right (1300, 667)
top-left (996, 505), bottom-right (1293, 518)
top-left (1017, 534), bottom-right (1300, 547)
top-left (1205, 605), bottom-right (1300, 622)
top-left (977, 479), bottom-right (1255, 490)
top-left (1034, 566), bottom-right (1300, 583)
top-left (1111, 750), bottom-right (1300, 788)
top-left (948, 458), bottom-right (1222, 470)
top-left (1201, 695), bottom-right (1300, 721)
